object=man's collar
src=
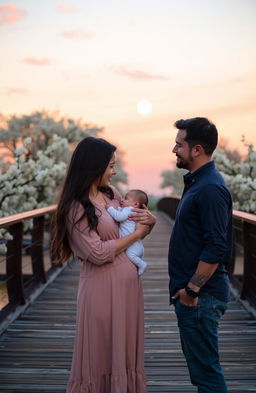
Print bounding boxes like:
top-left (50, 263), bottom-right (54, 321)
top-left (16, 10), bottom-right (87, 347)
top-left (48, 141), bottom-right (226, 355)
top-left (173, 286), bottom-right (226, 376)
top-left (183, 161), bottom-right (215, 186)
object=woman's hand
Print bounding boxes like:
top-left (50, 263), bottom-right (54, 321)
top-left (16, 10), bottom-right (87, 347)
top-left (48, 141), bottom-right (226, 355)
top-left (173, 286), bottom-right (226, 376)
top-left (128, 205), bottom-right (156, 226)
top-left (135, 222), bottom-right (151, 238)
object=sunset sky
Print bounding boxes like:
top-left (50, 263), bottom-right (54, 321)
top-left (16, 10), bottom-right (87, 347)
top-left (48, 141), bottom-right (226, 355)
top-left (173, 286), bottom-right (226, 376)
top-left (1, 0), bottom-right (256, 194)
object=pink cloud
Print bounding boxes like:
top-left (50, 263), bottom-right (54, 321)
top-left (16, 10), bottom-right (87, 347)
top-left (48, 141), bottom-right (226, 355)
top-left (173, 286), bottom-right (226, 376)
top-left (5, 87), bottom-right (29, 96)
top-left (56, 1), bottom-right (78, 13)
top-left (62, 29), bottom-right (94, 40)
top-left (0, 3), bottom-right (26, 25)
top-left (23, 57), bottom-right (52, 66)
top-left (112, 66), bottom-right (169, 81)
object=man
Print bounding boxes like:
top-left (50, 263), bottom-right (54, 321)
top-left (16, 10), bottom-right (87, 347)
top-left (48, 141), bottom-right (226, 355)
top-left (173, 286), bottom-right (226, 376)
top-left (169, 117), bottom-right (232, 393)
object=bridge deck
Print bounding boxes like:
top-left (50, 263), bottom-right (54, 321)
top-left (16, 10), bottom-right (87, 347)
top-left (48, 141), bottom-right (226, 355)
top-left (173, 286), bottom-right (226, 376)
top-left (0, 212), bottom-right (256, 392)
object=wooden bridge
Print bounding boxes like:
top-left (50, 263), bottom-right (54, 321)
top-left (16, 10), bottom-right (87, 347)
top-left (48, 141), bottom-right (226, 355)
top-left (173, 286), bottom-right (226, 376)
top-left (0, 201), bottom-right (256, 392)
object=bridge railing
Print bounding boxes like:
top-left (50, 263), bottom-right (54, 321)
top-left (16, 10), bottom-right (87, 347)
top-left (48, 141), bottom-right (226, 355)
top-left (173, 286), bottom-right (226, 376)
top-left (157, 195), bottom-right (256, 307)
top-left (1, 199), bottom-right (255, 324)
top-left (0, 205), bottom-right (62, 324)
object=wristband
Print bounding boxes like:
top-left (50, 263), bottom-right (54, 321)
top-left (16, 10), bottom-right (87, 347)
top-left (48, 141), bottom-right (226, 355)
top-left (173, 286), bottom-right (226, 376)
top-left (185, 286), bottom-right (199, 298)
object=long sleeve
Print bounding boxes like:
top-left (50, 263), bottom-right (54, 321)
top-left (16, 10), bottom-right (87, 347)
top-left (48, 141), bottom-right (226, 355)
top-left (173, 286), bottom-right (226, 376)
top-left (196, 184), bottom-right (232, 264)
top-left (107, 206), bottom-right (132, 222)
top-left (67, 204), bottom-right (116, 265)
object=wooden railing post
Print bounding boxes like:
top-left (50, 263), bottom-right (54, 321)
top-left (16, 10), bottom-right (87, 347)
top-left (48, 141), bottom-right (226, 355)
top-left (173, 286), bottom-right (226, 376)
top-left (6, 222), bottom-right (25, 305)
top-left (0, 205), bottom-right (58, 323)
top-left (31, 216), bottom-right (47, 283)
top-left (228, 227), bottom-right (236, 275)
top-left (241, 221), bottom-right (256, 304)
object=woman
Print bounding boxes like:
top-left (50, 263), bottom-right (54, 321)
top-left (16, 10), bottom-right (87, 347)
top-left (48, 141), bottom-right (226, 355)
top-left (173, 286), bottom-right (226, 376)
top-left (51, 137), bottom-right (156, 393)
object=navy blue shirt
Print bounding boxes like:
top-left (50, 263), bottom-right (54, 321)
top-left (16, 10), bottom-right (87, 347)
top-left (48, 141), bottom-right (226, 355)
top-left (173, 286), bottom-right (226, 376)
top-left (168, 161), bottom-right (232, 303)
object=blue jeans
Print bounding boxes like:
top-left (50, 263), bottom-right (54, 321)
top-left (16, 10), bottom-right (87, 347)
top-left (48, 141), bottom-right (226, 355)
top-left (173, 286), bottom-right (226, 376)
top-left (174, 292), bottom-right (228, 393)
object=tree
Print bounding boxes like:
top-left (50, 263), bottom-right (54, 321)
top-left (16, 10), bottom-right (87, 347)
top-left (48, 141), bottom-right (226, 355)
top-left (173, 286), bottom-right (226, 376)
top-left (0, 111), bottom-right (128, 252)
top-left (0, 110), bottom-right (102, 164)
top-left (160, 167), bottom-right (187, 195)
top-left (0, 110), bottom-right (128, 191)
top-left (111, 149), bottom-right (128, 192)
top-left (214, 143), bottom-right (256, 214)
top-left (160, 139), bottom-right (256, 215)
top-left (0, 136), bottom-right (69, 252)
top-left (218, 136), bottom-right (242, 163)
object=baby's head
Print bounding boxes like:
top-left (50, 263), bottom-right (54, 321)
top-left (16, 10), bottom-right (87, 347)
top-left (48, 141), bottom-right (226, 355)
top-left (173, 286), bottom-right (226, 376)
top-left (122, 189), bottom-right (148, 209)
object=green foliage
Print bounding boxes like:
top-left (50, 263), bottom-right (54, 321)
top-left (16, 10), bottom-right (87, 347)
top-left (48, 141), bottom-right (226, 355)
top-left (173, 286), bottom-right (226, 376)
top-left (160, 168), bottom-right (187, 195)
top-left (147, 195), bottom-right (159, 211)
top-left (111, 149), bottom-right (128, 192)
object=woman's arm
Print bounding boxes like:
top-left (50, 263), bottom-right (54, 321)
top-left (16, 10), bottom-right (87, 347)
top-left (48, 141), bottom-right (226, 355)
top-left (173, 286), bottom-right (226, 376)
top-left (70, 209), bottom-right (150, 261)
top-left (128, 205), bottom-right (156, 232)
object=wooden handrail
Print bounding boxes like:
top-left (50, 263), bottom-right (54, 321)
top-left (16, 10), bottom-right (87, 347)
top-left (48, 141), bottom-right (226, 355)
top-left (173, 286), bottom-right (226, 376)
top-left (0, 205), bottom-right (57, 228)
top-left (1, 200), bottom-right (256, 325)
top-left (0, 204), bottom-right (59, 325)
top-left (233, 210), bottom-right (256, 225)
top-left (158, 194), bottom-right (256, 225)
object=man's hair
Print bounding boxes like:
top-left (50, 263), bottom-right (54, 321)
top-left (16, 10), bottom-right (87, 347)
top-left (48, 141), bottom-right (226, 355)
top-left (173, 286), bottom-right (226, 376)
top-left (174, 117), bottom-right (218, 155)
top-left (128, 189), bottom-right (148, 208)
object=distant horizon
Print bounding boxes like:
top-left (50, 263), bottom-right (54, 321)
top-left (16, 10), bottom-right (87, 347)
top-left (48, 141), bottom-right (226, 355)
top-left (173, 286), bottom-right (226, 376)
top-left (0, 107), bottom-right (253, 197)
top-left (1, 0), bottom-right (255, 194)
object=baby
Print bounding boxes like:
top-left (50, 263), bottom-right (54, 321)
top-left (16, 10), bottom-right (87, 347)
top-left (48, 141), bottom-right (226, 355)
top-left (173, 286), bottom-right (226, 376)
top-left (107, 189), bottom-right (148, 275)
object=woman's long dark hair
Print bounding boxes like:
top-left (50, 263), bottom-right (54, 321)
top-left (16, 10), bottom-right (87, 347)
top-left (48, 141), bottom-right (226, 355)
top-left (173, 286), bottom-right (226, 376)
top-left (51, 136), bottom-right (116, 264)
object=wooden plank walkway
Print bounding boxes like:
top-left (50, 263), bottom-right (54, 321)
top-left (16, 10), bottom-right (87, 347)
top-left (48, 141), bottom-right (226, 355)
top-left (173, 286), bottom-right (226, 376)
top-left (0, 212), bottom-right (256, 392)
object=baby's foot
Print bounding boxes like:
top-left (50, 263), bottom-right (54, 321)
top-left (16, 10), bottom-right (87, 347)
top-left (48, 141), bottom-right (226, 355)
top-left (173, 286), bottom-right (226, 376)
top-left (138, 261), bottom-right (147, 276)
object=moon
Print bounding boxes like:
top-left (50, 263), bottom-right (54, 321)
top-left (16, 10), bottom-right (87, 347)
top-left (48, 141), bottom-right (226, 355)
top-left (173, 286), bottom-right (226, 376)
top-left (137, 99), bottom-right (152, 115)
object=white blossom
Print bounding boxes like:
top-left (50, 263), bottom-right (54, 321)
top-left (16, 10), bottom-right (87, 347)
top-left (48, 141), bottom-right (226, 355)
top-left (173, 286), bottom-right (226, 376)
top-left (14, 146), bottom-right (26, 157)
top-left (0, 110), bottom-right (128, 248)
top-left (0, 137), bottom-right (69, 247)
top-left (24, 137), bottom-right (32, 145)
top-left (160, 144), bottom-right (256, 215)
top-left (214, 145), bottom-right (256, 214)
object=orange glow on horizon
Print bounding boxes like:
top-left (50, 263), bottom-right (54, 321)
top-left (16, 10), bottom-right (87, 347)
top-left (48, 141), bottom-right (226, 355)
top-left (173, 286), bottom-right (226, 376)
top-left (1, 1), bottom-right (256, 194)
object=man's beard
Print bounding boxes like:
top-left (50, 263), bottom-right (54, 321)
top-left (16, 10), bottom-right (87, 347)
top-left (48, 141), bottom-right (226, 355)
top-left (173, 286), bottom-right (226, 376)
top-left (176, 160), bottom-right (189, 169)
top-left (176, 153), bottom-right (193, 170)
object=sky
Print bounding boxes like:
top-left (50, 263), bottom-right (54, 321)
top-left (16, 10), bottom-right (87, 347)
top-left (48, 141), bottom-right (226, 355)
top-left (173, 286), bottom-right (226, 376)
top-left (0, 0), bottom-right (256, 195)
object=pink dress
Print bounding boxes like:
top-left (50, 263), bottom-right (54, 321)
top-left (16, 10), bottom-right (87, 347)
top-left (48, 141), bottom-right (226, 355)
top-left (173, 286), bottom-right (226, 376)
top-left (66, 188), bottom-right (147, 393)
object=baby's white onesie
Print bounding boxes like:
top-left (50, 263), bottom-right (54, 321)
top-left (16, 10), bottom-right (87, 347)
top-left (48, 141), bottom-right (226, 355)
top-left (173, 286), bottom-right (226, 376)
top-left (107, 206), bottom-right (147, 275)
